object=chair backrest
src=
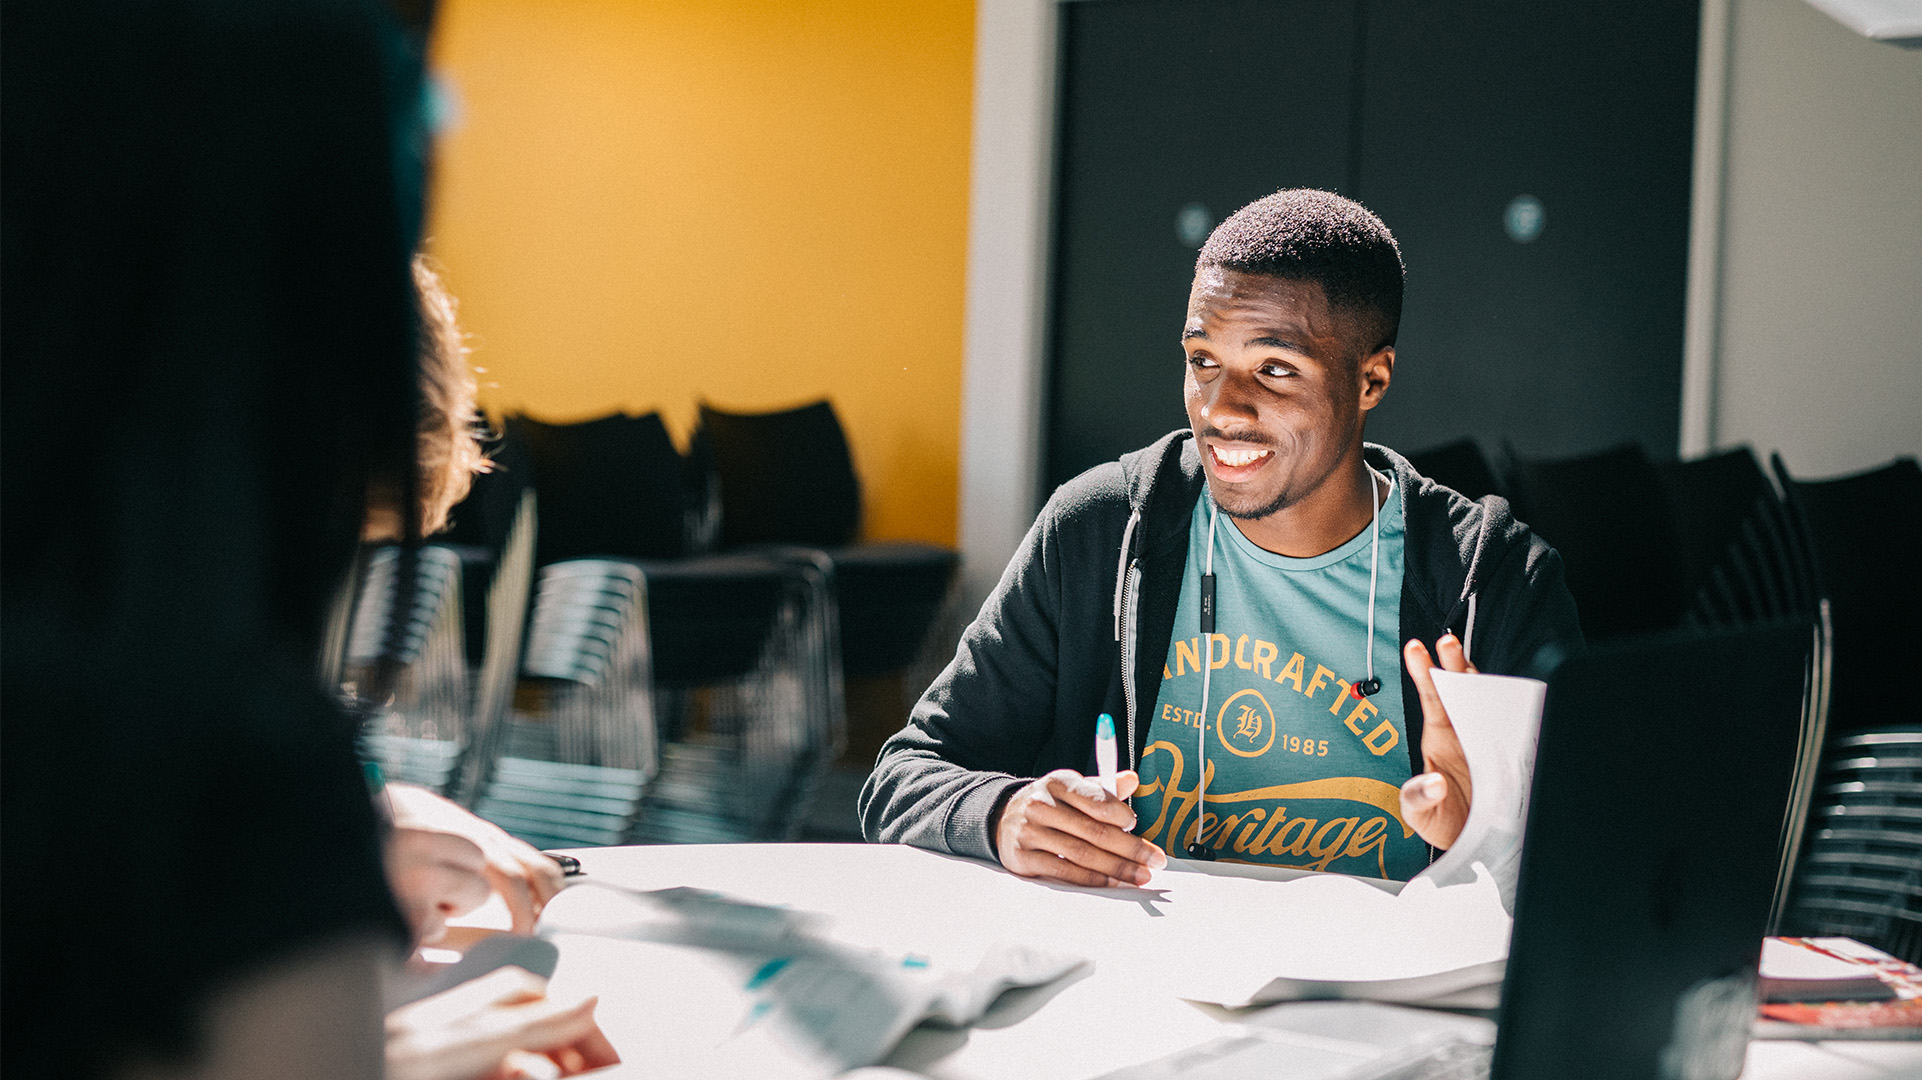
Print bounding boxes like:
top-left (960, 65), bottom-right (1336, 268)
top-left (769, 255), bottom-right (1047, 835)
top-left (696, 400), bottom-right (861, 547)
top-left (454, 487), bottom-right (537, 802)
top-left (469, 557), bottom-right (658, 846)
top-left (627, 553), bottom-right (842, 842)
top-left (1662, 456), bottom-right (1830, 935)
top-left (1504, 442), bottom-right (1688, 641)
top-left (1658, 445), bottom-right (1773, 608)
top-left (439, 423), bottom-right (538, 666)
top-left (1405, 437), bottom-right (1504, 502)
top-left (508, 411), bottom-right (688, 565)
top-left (1783, 727), bottom-right (1922, 964)
top-left (1771, 455), bottom-right (1922, 736)
top-left (343, 544), bottom-right (471, 793)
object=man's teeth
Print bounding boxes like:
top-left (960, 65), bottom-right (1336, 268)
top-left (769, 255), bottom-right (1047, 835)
top-left (1212, 446), bottom-right (1272, 468)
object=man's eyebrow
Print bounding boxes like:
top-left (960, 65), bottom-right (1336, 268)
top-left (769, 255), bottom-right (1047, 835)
top-left (1181, 327), bottom-right (1208, 341)
top-left (1248, 334), bottom-right (1304, 350)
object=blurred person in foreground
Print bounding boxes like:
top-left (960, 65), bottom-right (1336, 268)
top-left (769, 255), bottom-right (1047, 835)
top-left (2, 2), bottom-right (610, 1077)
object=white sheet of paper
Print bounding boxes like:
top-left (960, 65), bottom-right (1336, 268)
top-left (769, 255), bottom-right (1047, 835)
top-left (1414, 670), bottom-right (1549, 911)
top-left (1155, 863), bottom-right (1512, 1007)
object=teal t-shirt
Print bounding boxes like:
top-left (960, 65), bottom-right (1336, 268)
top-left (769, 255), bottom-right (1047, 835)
top-left (1136, 479), bottom-right (1425, 880)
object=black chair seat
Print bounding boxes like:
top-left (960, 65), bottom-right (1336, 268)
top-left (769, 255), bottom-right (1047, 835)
top-left (1505, 442), bottom-right (1688, 640)
top-left (829, 543), bottom-right (959, 677)
top-left (695, 401), bottom-right (961, 680)
top-left (636, 553), bottom-right (802, 687)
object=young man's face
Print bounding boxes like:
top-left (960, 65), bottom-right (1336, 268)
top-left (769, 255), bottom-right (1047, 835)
top-left (1181, 267), bottom-right (1391, 521)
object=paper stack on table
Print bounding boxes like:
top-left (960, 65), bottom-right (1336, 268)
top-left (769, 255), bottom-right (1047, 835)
top-left (539, 881), bottom-right (1092, 1078)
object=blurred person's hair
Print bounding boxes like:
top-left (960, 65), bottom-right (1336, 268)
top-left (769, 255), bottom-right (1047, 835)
top-left (365, 254), bottom-right (490, 540)
top-left (1197, 188), bottom-right (1406, 353)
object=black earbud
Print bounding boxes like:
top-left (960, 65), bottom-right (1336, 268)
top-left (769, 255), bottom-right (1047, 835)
top-left (1185, 842), bottom-right (1216, 861)
top-left (1357, 676), bottom-right (1383, 697)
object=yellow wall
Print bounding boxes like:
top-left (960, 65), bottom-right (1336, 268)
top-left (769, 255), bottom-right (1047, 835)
top-left (426, 0), bottom-right (974, 545)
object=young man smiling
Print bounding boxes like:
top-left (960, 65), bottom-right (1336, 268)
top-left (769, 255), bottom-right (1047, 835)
top-left (860, 189), bottom-right (1582, 887)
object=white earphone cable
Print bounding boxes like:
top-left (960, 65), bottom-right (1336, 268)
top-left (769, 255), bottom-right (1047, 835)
top-left (1364, 465), bottom-right (1385, 690)
top-left (1190, 467), bottom-right (1388, 858)
top-left (1197, 501), bottom-right (1219, 834)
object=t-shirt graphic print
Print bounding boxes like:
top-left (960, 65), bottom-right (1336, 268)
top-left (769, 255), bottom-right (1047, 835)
top-left (1136, 482), bottom-right (1426, 880)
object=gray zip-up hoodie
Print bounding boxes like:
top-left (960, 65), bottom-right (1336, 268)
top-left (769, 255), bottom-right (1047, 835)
top-left (860, 430), bottom-right (1583, 864)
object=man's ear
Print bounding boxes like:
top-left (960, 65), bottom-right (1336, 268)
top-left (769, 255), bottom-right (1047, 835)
top-left (1358, 345), bottom-right (1395, 413)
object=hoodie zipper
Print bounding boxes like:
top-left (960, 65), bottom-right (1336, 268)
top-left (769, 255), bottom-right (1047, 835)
top-left (1119, 561), bottom-right (1142, 783)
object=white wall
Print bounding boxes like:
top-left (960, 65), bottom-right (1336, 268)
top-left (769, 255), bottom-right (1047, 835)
top-left (957, 0), bottom-right (1054, 611)
top-left (1710, 0), bottom-right (1922, 477)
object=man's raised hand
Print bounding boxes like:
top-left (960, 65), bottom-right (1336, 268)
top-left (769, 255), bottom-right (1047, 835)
top-left (1400, 634), bottom-right (1476, 850)
top-left (992, 769), bottom-right (1167, 888)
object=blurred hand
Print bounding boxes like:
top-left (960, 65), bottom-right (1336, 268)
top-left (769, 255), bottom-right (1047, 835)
top-left (993, 769), bottom-right (1166, 888)
top-left (388, 784), bottom-right (566, 934)
top-left (386, 825), bottom-right (492, 946)
top-left (1400, 634), bottom-right (1476, 850)
top-left (386, 966), bottom-right (619, 1080)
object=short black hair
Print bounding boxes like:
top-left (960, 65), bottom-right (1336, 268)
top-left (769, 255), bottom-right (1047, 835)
top-left (1197, 188), bottom-right (1405, 350)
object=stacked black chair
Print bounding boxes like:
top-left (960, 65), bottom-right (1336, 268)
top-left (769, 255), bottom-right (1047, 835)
top-left (630, 551), bottom-right (837, 842)
top-left (437, 423), bottom-right (540, 801)
top-left (1788, 730), bottom-right (1922, 963)
top-left (472, 558), bottom-right (654, 849)
top-left (1406, 438), bottom-right (1505, 502)
top-left (340, 544), bottom-right (474, 793)
top-left (508, 412), bottom-right (689, 568)
top-left (467, 410), bottom-right (838, 845)
top-left (1676, 451), bottom-right (1829, 936)
top-left (1771, 456), bottom-right (1922, 961)
top-left (1504, 442), bottom-right (1689, 642)
top-left (323, 422), bottom-right (539, 803)
top-left (694, 399), bottom-right (962, 717)
top-left (1659, 446), bottom-right (1778, 615)
top-left (1772, 456), bottom-right (1922, 737)
top-left (698, 400), bottom-right (860, 552)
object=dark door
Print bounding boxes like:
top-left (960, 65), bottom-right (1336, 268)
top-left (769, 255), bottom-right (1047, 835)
top-left (1046, 0), bottom-right (1360, 492)
top-left (1353, 0), bottom-right (1699, 461)
top-left (1043, 0), bottom-right (1699, 498)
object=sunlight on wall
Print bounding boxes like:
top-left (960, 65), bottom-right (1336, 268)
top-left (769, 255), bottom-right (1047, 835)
top-left (427, 0), bottom-right (974, 544)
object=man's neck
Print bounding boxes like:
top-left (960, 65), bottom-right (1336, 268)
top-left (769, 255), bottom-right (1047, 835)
top-left (1227, 450), bottom-right (1382, 559)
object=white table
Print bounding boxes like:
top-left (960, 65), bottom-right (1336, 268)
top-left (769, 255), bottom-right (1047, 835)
top-left (516, 843), bottom-right (1922, 1079)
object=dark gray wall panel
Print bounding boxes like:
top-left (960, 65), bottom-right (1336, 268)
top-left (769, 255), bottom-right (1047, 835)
top-left (1046, 0), bottom-right (1359, 494)
top-left (1354, 0), bottom-right (1699, 462)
